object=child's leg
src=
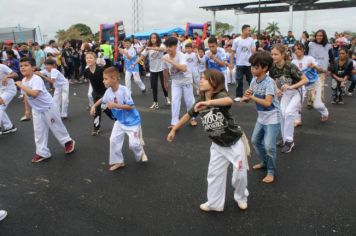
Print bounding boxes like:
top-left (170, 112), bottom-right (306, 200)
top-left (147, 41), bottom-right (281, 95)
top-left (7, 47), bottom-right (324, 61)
top-left (61, 83), bottom-right (69, 118)
top-left (283, 91), bottom-right (301, 143)
top-left (206, 143), bottom-right (231, 210)
top-left (45, 105), bottom-right (72, 146)
top-left (193, 72), bottom-right (200, 93)
top-left (150, 72), bottom-right (159, 102)
top-left (125, 71), bottom-right (133, 92)
top-left (126, 125), bottom-right (145, 161)
top-left (182, 84), bottom-right (195, 112)
top-left (171, 84), bottom-right (183, 125)
top-left (32, 110), bottom-right (51, 157)
top-left (313, 82), bottom-right (329, 117)
top-left (0, 106), bottom-right (13, 130)
top-left (132, 72), bottom-right (146, 91)
top-left (53, 87), bottom-right (62, 114)
top-left (230, 139), bottom-right (248, 203)
top-left (93, 93), bottom-right (102, 131)
top-left (331, 78), bottom-right (338, 101)
top-left (263, 123), bottom-right (280, 176)
top-left (88, 83), bottom-right (94, 107)
top-left (251, 122), bottom-right (267, 166)
top-left (231, 67), bottom-right (236, 84)
top-left (222, 70), bottom-right (228, 92)
top-left (280, 92), bottom-right (293, 143)
top-left (109, 122), bottom-right (125, 165)
top-left (319, 73), bottom-right (326, 102)
top-left (226, 67), bottom-right (232, 84)
top-left (158, 71), bottom-right (169, 97)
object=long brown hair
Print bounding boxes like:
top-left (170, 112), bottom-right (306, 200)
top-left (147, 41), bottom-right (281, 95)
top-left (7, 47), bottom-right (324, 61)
top-left (201, 69), bottom-right (226, 98)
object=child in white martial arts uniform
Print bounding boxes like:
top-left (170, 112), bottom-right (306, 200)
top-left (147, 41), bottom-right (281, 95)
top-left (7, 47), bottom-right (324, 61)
top-left (291, 42), bottom-right (329, 125)
top-left (15, 57), bottom-right (75, 163)
top-left (0, 64), bottom-right (18, 135)
top-left (167, 69), bottom-right (250, 212)
top-left (197, 47), bottom-right (207, 75)
top-left (185, 43), bottom-right (200, 94)
top-left (225, 44), bottom-right (236, 85)
top-left (269, 44), bottom-right (308, 154)
top-left (241, 51), bottom-right (281, 183)
top-left (119, 39), bottom-right (146, 93)
top-left (35, 59), bottom-right (70, 119)
top-left (90, 67), bottom-right (148, 171)
top-left (163, 37), bottom-right (197, 128)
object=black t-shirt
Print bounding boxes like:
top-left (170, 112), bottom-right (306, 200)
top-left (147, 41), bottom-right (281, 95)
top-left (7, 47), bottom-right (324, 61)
top-left (83, 66), bottom-right (106, 96)
top-left (62, 49), bottom-right (73, 65)
top-left (269, 62), bottom-right (303, 88)
top-left (188, 91), bottom-right (243, 147)
top-left (331, 59), bottom-right (353, 78)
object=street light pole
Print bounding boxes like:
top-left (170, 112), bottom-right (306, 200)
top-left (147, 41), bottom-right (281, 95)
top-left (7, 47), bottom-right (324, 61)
top-left (258, 0), bottom-right (261, 36)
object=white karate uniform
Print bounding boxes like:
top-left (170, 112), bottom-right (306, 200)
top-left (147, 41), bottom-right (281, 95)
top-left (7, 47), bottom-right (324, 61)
top-left (185, 52), bottom-right (200, 93)
top-left (226, 66), bottom-right (236, 84)
top-left (22, 75), bottom-right (72, 158)
top-left (206, 139), bottom-right (249, 210)
top-left (102, 85), bottom-right (145, 165)
top-left (123, 46), bottom-right (146, 92)
top-left (163, 52), bottom-right (195, 125)
top-left (280, 89), bottom-right (302, 143)
top-left (88, 83), bottom-right (94, 106)
top-left (40, 68), bottom-right (69, 118)
top-left (0, 64), bottom-right (16, 130)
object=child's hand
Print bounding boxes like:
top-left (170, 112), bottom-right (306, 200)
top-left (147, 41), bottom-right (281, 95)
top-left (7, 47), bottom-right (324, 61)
top-left (194, 101), bottom-right (210, 112)
top-left (307, 63), bottom-right (316, 68)
top-left (277, 89), bottom-right (283, 97)
top-left (106, 102), bottom-right (116, 109)
top-left (1, 76), bottom-right (9, 86)
top-left (90, 106), bottom-right (96, 116)
top-left (281, 84), bottom-right (291, 91)
top-left (164, 57), bottom-right (174, 64)
top-left (15, 81), bottom-right (22, 87)
top-left (240, 96), bottom-right (251, 103)
top-left (34, 71), bottom-right (42, 76)
top-left (167, 130), bottom-right (176, 143)
top-left (119, 48), bottom-right (124, 54)
top-left (244, 89), bottom-right (253, 97)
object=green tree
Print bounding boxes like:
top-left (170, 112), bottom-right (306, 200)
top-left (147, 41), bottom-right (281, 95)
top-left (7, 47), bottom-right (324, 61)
top-left (216, 22), bottom-right (234, 36)
top-left (69, 23), bottom-right (93, 36)
top-left (265, 21), bottom-right (280, 35)
top-left (250, 26), bottom-right (257, 35)
top-left (55, 28), bottom-right (92, 46)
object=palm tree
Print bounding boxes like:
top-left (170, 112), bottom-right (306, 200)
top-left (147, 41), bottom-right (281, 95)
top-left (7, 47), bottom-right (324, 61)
top-left (251, 26), bottom-right (258, 35)
top-left (265, 21), bottom-right (280, 35)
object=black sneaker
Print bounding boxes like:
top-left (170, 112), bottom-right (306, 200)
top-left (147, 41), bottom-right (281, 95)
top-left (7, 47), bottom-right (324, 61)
top-left (331, 98), bottom-right (338, 104)
top-left (338, 99), bottom-right (344, 105)
top-left (91, 128), bottom-right (100, 136)
top-left (277, 138), bottom-right (284, 147)
top-left (1, 125), bottom-right (17, 135)
top-left (142, 89), bottom-right (146, 94)
top-left (281, 141), bottom-right (295, 153)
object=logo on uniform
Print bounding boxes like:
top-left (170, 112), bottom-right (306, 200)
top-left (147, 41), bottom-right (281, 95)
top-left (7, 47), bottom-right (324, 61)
top-left (51, 118), bottom-right (55, 124)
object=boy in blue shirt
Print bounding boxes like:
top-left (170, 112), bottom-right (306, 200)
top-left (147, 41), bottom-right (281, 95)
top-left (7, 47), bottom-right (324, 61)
top-left (119, 39), bottom-right (146, 93)
top-left (241, 51), bottom-right (281, 183)
top-left (90, 67), bottom-right (148, 171)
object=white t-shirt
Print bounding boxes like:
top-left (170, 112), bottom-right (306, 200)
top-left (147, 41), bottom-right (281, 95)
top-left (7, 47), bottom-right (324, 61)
top-left (141, 44), bottom-right (166, 72)
top-left (40, 68), bottom-right (69, 89)
top-left (292, 55), bottom-right (317, 71)
top-left (163, 51), bottom-right (192, 85)
top-left (0, 64), bottom-right (15, 93)
top-left (185, 52), bottom-right (199, 74)
top-left (44, 46), bottom-right (60, 56)
top-left (21, 74), bottom-right (53, 112)
top-left (232, 36), bottom-right (255, 66)
top-left (197, 55), bottom-right (207, 73)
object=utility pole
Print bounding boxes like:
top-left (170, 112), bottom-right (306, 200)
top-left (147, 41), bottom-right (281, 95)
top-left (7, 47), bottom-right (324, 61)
top-left (132, 0), bottom-right (144, 34)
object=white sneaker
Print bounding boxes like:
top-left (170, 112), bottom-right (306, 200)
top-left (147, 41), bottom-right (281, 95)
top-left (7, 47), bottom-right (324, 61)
top-left (236, 200), bottom-right (248, 210)
top-left (165, 97), bottom-right (171, 105)
top-left (141, 151), bottom-right (148, 162)
top-left (0, 210), bottom-right (7, 221)
top-left (234, 97), bottom-right (241, 102)
top-left (199, 202), bottom-right (223, 212)
top-left (149, 102), bottom-right (159, 110)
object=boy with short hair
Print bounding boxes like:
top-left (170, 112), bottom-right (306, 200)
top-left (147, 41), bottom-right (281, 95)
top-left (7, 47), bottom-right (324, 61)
top-left (35, 59), bottom-right (70, 119)
top-left (15, 57), bottom-right (75, 163)
top-left (241, 51), bottom-right (280, 183)
top-left (119, 39), bottom-right (146, 93)
top-left (205, 37), bottom-right (229, 91)
top-left (0, 64), bottom-right (18, 135)
top-left (90, 67), bottom-right (148, 171)
top-left (163, 37), bottom-right (197, 128)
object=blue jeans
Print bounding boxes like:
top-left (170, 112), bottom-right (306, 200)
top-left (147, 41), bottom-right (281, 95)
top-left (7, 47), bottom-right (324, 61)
top-left (235, 65), bottom-right (253, 98)
top-left (251, 122), bottom-right (280, 176)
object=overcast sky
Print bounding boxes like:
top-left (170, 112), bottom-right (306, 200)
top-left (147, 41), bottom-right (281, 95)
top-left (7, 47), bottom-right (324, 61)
top-left (0, 0), bottom-right (355, 43)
